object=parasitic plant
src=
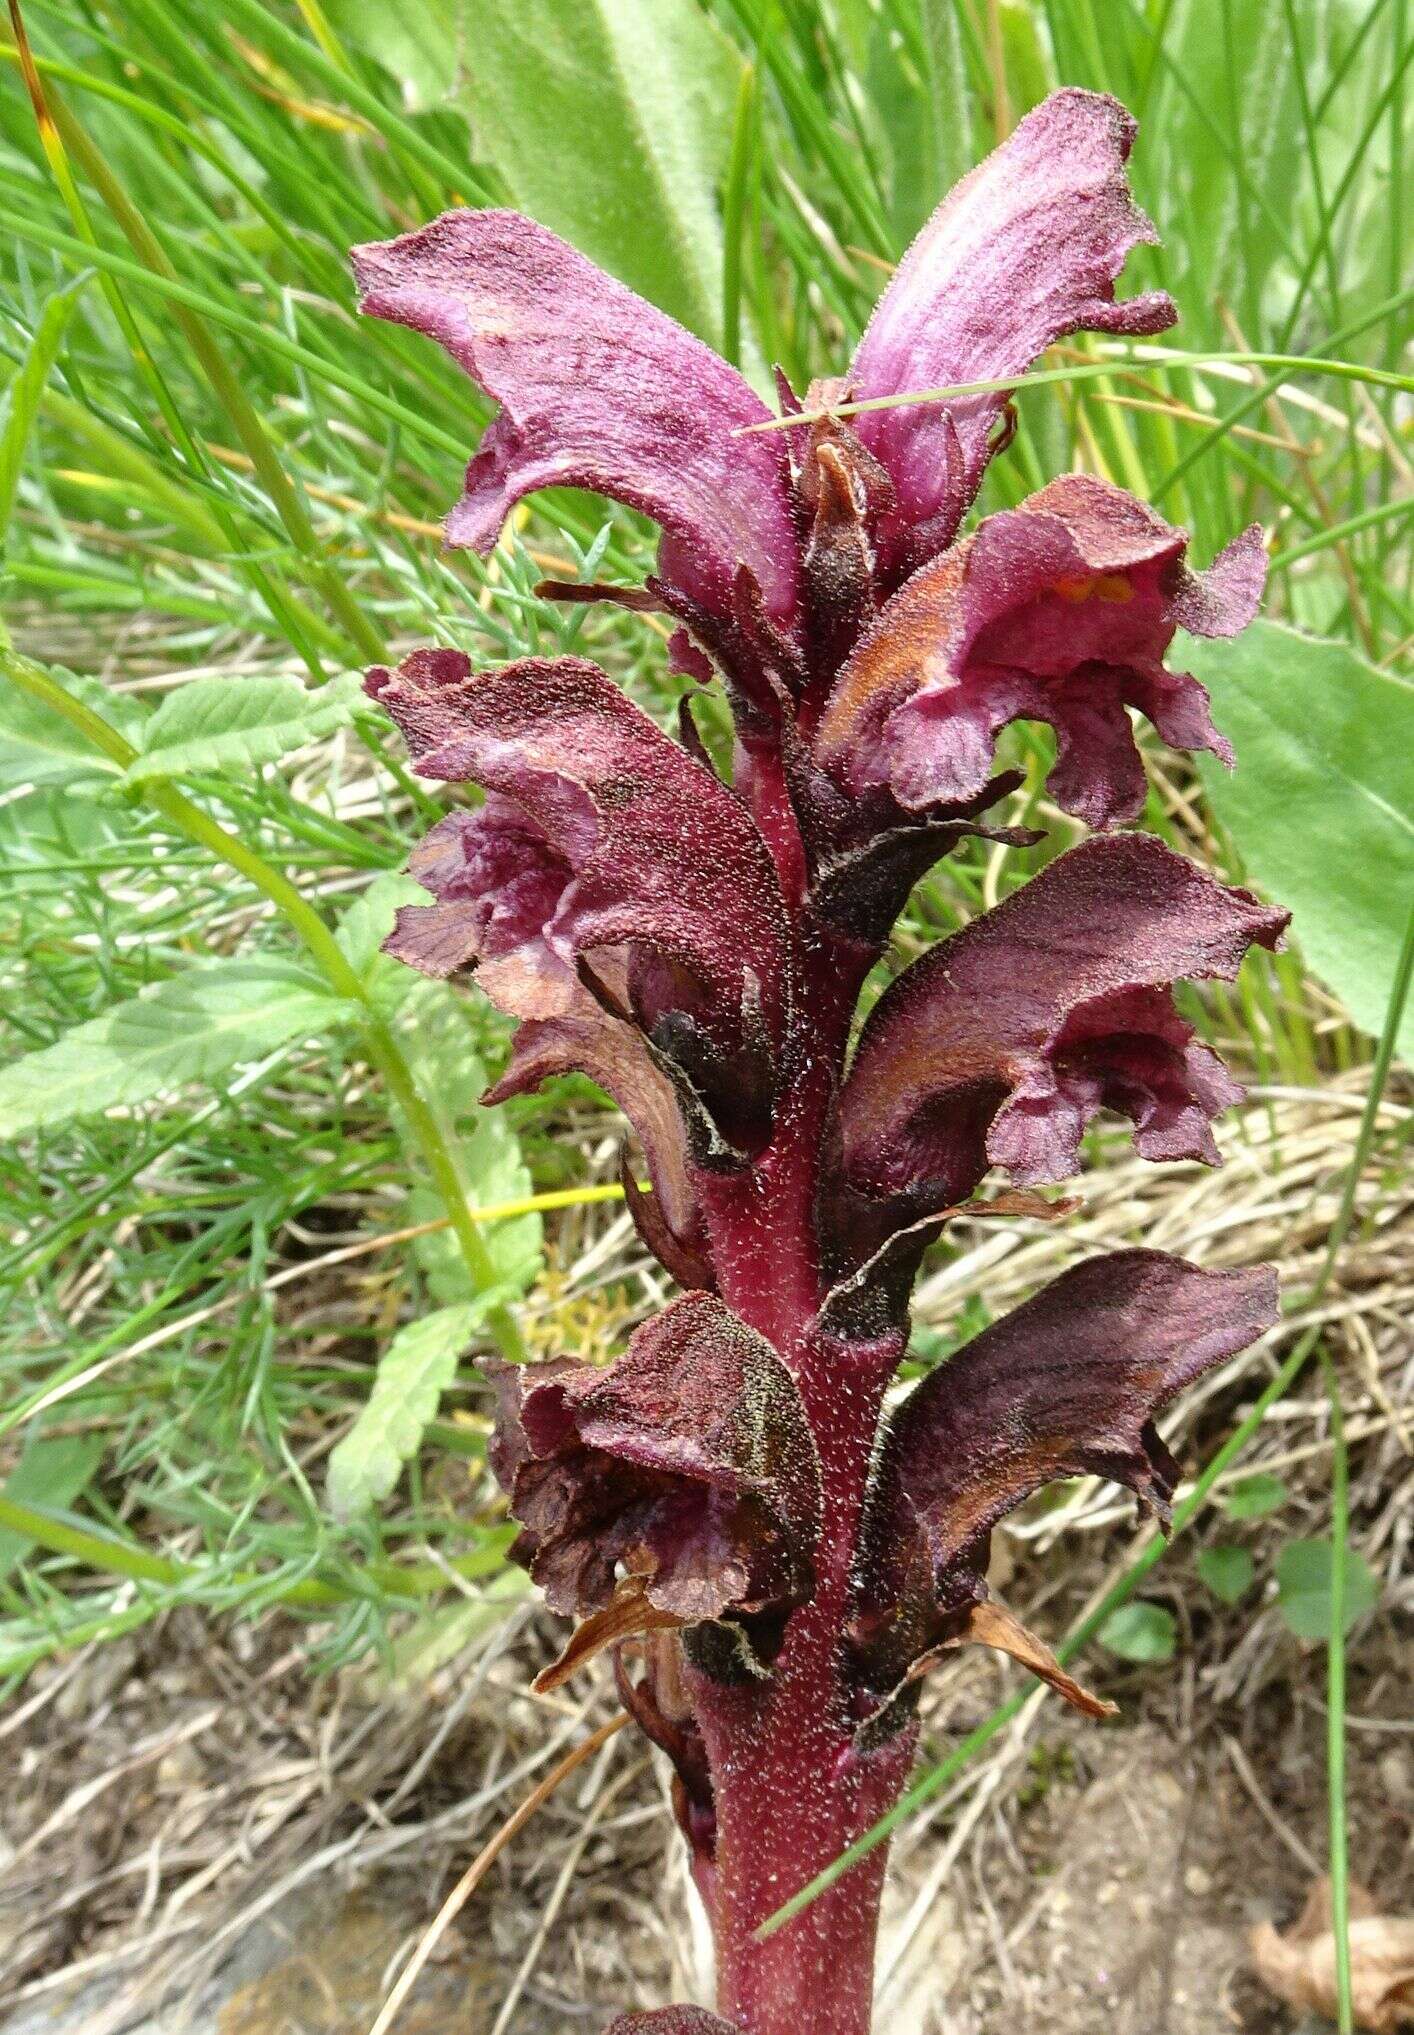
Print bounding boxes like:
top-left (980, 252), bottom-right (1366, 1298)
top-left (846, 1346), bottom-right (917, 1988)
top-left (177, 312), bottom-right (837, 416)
top-left (353, 90), bottom-right (1287, 2035)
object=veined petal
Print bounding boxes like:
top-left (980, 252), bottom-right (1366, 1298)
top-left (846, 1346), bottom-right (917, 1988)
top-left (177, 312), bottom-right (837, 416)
top-left (847, 89), bottom-right (1177, 573)
top-left (352, 212), bottom-right (800, 631)
top-left (488, 1292), bottom-right (821, 1632)
top-left (815, 475), bottom-right (1265, 828)
top-left (856, 1251), bottom-right (1277, 1634)
top-left (838, 833), bottom-right (1287, 1212)
top-left (369, 651), bottom-right (790, 1140)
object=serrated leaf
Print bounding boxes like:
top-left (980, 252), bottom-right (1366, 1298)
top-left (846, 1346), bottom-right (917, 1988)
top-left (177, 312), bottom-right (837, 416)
top-left (1098, 1601), bottom-right (1177, 1663)
top-left (1219, 1471), bottom-right (1289, 1521)
top-left (0, 665), bottom-right (147, 791)
top-left (1275, 1539), bottom-right (1379, 1642)
top-left (0, 958), bottom-right (351, 1137)
top-left (327, 1301), bottom-right (484, 1516)
top-left (1196, 1545), bottom-right (1255, 1605)
top-left (330, 0), bottom-right (743, 350)
top-left (1191, 621), bottom-right (1414, 1061)
top-left (124, 670), bottom-right (366, 782)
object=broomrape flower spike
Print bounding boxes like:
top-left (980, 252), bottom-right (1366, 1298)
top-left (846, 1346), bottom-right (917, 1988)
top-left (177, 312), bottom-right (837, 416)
top-left (353, 88), bottom-right (1286, 2035)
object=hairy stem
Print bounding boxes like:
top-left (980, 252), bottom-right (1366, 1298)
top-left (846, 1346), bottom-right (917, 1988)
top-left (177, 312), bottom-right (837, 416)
top-left (686, 921), bottom-right (907, 2034)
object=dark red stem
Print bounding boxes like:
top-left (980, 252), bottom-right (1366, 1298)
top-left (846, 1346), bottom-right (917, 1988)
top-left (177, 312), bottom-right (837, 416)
top-left (688, 903), bottom-right (912, 2035)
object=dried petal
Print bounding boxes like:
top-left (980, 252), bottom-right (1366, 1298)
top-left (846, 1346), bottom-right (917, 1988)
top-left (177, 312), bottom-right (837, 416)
top-left (1252, 1879), bottom-right (1414, 2034)
top-left (352, 213), bottom-right (799, 633)
top-left (838, 833), bottom-right (1288, 1213)
top-left (615, 1630), bottom-right (715, 1861)
top-left (909, 1598), bottom-right (1116, 1721)
top-left (816, 475), bottom-right (1265, 828)
top-left (856, 1251), bottom-right (1277, 1639)
top-left (369, 651), bottom-right (790, 1140)
top-left (848, 89), bottom-right (1177, 575)
top-left (488, 1292), bottom-right (821, 1629)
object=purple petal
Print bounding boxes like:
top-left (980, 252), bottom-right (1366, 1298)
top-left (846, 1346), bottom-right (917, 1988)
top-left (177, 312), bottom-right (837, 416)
top-left (369, 651), bottom-right (790, 1130)
top-left (848, 89), bottom-right (1177, 573)
top-left (816, 475), bottom-right (1264, 828)
top-left (487, 1292), bottom-right (821, 1627)
top-left (858, 1251), bottom-right (1277, 1632)
top-left (352, 212), bottom-right (801, 632)
top-left (485, 1001), bottom-right (711, 1286)
top-left (838, 832), bottom-right (1288, 1211)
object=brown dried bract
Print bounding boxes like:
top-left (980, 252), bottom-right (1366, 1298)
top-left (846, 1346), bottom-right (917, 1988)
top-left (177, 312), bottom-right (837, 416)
top-left (1251, 1878), bottom-right (1414, 2032)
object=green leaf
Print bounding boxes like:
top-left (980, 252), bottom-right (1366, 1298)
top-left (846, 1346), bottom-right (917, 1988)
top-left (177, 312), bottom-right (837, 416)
top-left (1219, 1470), bottom-right (1289, 1520)
top-left (0, 279), bottom-right (83, 553)
top-left (395, 981), bottom-right (543, 1305)
top-left (1098, 1601), bottom-right (1177, 1663)
top-left (331, 0), bottom-right (743, 347)
top-left (0, 664), bottom-right (147, 791)
top-left (0, 1431), bottom-right (106, 1578)
top-left (1191, 621), bottom-right (1414, 1061)
top-left (124, 670), bottom-right (366, 782)
top-left (1275, 1538), bottom-right (1379, 1641)
top-left (335, 870), bottom-right (429, 1009)
top-left (327, 1301), bottom-right (484, 1516)
top-left (1196, 1545), bottom-right (1255, 1605)
top-left (0, 958), bottom-right (351, 1137)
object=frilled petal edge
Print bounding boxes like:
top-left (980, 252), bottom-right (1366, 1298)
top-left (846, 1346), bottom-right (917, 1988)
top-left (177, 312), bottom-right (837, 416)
top-left (837, 832), bottom-right (1288, 1216)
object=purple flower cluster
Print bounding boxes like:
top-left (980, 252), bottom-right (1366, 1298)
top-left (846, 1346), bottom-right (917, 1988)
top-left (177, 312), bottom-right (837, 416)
top-left (355, 91), bottom-right (1285, 2035)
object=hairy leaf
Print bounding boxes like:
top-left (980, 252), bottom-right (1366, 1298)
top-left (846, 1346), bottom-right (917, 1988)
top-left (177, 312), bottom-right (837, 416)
top-left (0, 958), bottom-right (349, 1136)
top-left (328, 1302), bottom-right (484, 1515)
top-left (333, 0), bottom-right (743, 348)
top-left (124, 670), bottom-right (365, 782)
top-left (0, 665), bottom-right (146, 791)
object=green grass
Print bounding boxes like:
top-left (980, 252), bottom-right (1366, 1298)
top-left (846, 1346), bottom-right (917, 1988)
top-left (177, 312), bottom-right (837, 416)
top-left (0, 0), bottom-right (1409, 2013)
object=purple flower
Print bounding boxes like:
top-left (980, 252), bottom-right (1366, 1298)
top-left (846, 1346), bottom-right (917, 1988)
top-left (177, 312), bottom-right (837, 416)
top-left (355, 89), bottom-right (1286, 2035)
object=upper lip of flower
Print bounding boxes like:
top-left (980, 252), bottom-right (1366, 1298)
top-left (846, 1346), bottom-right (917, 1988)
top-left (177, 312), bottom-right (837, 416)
top-left (351, 86), bottom-right (1179, 661)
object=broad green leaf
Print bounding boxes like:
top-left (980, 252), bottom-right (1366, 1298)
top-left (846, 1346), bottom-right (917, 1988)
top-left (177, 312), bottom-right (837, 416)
top-left (335, 870), bottom-right (429, 1008)
top-left (397, 980), bottom-right (543, 1305)
top-left (1219, 1471), bottom-right (1289, 1521)
top-left (1191, 621), bottom-right (1414, 1061)
top-left (0, 1431), bottom-right (106, 1578)
top-left (1275, 1538), bottom-right (1379, 1641)
top-left (1196, 1545), bottom-right (1255, 1605)
top-left (0, 958), bottom-right (351, 1137)
top-left (0, 279), bottom-right (83, 552)
top-left (327, 1301), bottom-right (484, 1516)
top-left (0, 665), bottom-right (147, 791)
top-left (1098, 1601), bottom-right (1177, 1663)
top-left (124, 670), bottom-right (365, 782)
top-left (331, 0), bottom-right (743, 347)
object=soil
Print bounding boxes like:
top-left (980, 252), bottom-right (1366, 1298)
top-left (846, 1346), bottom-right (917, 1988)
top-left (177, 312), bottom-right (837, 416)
top-left (1, 1589), bottom-right (1408, 2035)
